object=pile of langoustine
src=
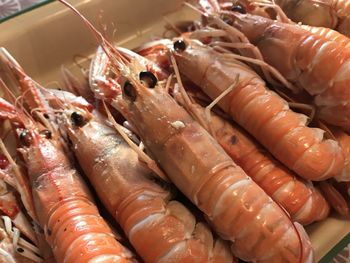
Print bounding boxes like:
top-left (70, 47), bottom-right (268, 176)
top-left (0, 0), bottom-right (350, 262)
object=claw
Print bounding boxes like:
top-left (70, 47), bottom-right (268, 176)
top-left (89, 46), bottom-right (122, 102)
top-left (134, 39), bottom-right (173, 71)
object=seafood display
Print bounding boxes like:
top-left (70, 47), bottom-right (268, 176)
top-left (0, 0), bottom-right (350, 262)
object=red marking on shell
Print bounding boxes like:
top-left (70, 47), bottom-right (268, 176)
top-left (1, 205), bottom-right (19, 218)
top-left (0, 154), bottom-right (9, 169)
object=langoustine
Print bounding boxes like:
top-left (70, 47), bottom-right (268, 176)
top-left (0, 147), bottom-right (41, 262)
top-left (43, 85), bottom-right (236, 263)
top-left (213, 10), bottom-right (350, 131)
top-left (273, 0), bottom-right (350, 36)
top-left (218, 0), bottom-right (350, 43)
top-left (198, 2), bottom-right (350, 209)
top-left (208, 1), bottom-right (350, 52)
top-left (216, 0), bottom-right (350, 36)
top-left (171, 38), bottom-right (344, 181)
top-left (203, 109), bottom-right (331, 223)
top-left (0, 95), bottom-right (55, 262)
top-left (110, 51), bottom-right (314, 262)
top-left (183, 3), bottom-right (350, 183)
top-left (0, 88), bottom-right (135, 263)
top-left (171, 85), bottom-right (330, 225)
top-left (137, 38), bottom-right (331, 223)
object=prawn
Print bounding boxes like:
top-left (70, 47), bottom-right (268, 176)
top-left (172, 38), bottom-right (344, 181)
top-left (137, 38), bottom-right (331, 219)
top-left (0, 94), bottom-right (135, 263)
top-left (108, 51), bottom-right (313, 263)
top-left (214, 10), bottom-right (350, 130)
top-left (56, 1), bottom-right (314, 261)
top-left (215, 0), bottom-right (350, 43)
top-left (274, 0), bottom-right (350, 36)
top-left (188, 1), bottom-right (350, 130)
top-left (215, 0), bottom-right (350, 37)
top-left (44, 86), bottom-right (235, 263)
top-left (172, 87), bottom-right (330, 225)
top-left (233, 1), bottom-right (350, 47)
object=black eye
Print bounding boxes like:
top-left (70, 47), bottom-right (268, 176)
top-left (40, 129), bottom-right (52, 139)
top-left (123, 81), bottom-right (137, 101)
top-left (139, 71), bottom-right (157, 88)
top-left (231, 4), bottom-right (246, 14)
top-left (71, 112), bottom-right (85, 127)
top-left (173, 40), bottom-right (187, 52)
top-left (19, 129), bottom-right (32, 147)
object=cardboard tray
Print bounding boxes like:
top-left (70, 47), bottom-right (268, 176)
top-left (0, 0), bottom-right (349, 262)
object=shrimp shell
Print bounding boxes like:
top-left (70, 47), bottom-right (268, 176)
top-left (61, 103), bottom-right (235, 263)
top-left (275, 0), bottom-right (350, 36)
top-left (227, 12), bottom-right (350, 130)
top-left (300, 24), bottom-right (350, 49)
top-left (173, 39), bottom-right (344, 181)
top-left (174, 92), bottom-right (330, 224)
top-left (112, 71), bottom-right (314, 262)
top-left (0, 98), bottom-right (135, 263)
